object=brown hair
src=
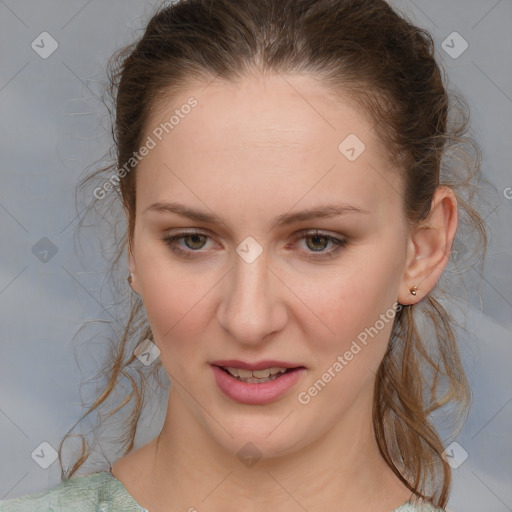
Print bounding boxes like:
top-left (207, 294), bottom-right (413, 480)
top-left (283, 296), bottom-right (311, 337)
top-left (59, 0), bottom-right (488, 508)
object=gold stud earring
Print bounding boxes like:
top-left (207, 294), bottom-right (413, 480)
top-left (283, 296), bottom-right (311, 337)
top-left (410, 284), bottom-right (418, 296)
top-left (127, 273), bottom-right (133, 285)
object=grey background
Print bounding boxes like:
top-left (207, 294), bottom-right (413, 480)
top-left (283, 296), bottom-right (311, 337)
top-left (0, 1), bottom-right (511, 511)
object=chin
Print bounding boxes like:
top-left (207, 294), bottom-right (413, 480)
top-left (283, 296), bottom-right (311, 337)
top-left (202, 411), bottom-right (316, 465)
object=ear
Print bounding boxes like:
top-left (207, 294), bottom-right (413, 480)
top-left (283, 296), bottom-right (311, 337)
top-left (397, 186), bottom-right (458, 305)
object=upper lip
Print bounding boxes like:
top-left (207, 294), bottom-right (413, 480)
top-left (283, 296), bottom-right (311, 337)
top-left (211, 360), bottom-right (304, 371)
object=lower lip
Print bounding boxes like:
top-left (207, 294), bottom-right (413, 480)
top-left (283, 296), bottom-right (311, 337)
top-left (211, 365), bottom-right (307, 405)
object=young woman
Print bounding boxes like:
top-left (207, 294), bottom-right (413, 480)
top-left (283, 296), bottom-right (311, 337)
top-left (0, 0), bottom-right (487, 511)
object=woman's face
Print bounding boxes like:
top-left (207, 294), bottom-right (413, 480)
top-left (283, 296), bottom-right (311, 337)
top-left (129, 73), bottom-right (412, 458)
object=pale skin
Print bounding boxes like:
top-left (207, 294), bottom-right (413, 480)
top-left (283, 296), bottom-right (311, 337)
top-left (112, 72), bottom-right (458, 512)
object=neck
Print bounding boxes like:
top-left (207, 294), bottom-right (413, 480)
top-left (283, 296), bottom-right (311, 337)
top-left (124, 386), bottom-right (412, 512)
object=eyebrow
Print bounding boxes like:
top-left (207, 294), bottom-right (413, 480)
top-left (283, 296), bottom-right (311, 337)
top-left (143, 201), bottom-right (370, 229)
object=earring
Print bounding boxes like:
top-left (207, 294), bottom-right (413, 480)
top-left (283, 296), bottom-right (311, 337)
top-left (410, 284), bottom-right (418, 296)
top-left (127, 273), bottom-right (133, 285)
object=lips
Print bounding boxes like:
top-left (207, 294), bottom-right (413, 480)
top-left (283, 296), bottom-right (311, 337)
top-left (211, 359), bottom-right (304, 371)
top-left (210, 360), bottom-right (307, 405)
top-left (212, 360), bottom-right (304, 384)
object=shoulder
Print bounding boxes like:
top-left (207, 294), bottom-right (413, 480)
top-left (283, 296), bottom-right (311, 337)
top-left (394, 502), bottom-right (447, 512)
top-left (0, 472), bottom-right (144, 512)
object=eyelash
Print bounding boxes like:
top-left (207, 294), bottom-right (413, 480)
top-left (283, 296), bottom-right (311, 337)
top-left (161, 229), bottom-right (347, 260)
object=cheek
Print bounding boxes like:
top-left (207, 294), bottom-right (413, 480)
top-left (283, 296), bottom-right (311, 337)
top-left (298, 246), bottom-right (403, 365)
top-left (298, 273), bottom-right (397, 410)
top-left (137, 254), bottom-right (215, 366)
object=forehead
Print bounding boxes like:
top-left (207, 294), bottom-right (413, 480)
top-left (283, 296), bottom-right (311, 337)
top-left (136, 73), bottom-right (402, 219)
top-left (146, 73), bottom-right (382, 156)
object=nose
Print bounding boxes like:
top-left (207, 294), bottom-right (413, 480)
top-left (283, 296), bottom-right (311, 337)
top-left (216, 248), bottom-right (287, 346)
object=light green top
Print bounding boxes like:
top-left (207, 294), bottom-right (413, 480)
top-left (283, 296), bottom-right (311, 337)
top-left (0, 471), bottom-right (445, 511)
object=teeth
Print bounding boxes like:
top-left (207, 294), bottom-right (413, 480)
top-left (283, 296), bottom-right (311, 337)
top-left (252, 368), bottom-right (271, 378)
top-left (237, 368), bottom-right (253, 379)
top-left (224, 366), bottom-right (289, 381)
top-left (225, 367), bottom-right (239, 377)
